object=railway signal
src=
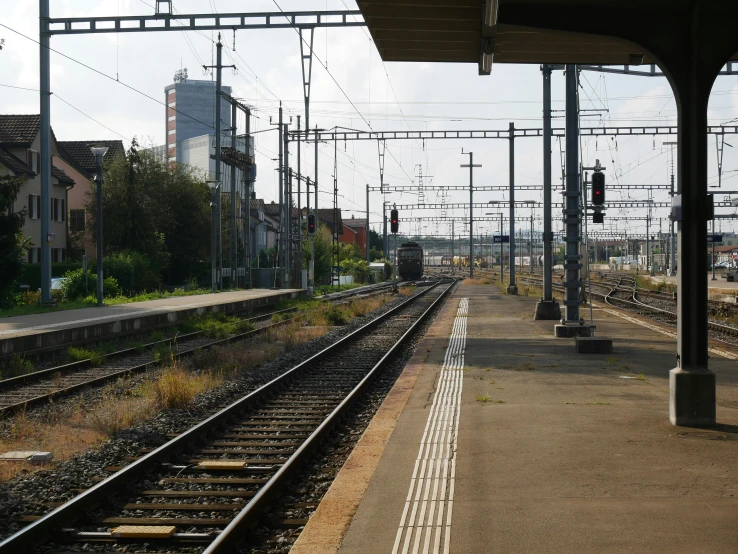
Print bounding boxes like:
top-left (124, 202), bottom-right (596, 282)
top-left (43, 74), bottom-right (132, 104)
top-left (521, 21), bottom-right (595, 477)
top-left (592, 171), bottom-right (605, 205)
top-left (307, 214), bottom-right (316, 234)
top-left (391, 209), bottom-right (399, 234)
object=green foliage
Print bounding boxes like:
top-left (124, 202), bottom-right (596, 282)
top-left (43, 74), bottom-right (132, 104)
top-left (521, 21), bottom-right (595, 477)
top-left (86, 138), bottom-right (210, 286)
top-left (179, 313), bottom-right (253, 339)
top-left (0, 355), bottom-right (35, 379)
top-left (340, 258), bottom-right (370, 283)
top-left (368, 228), bottom-right (383, 251)
top-left (369, 246), bottom-right (384, 262)
top-left (61, 268), bottom-right (121, 300)
top-left (103, 250), bottom-right (161, 294)
top-left (0, 175), bottom-right (28, 306)
top-left (323, 305), bottom-right (349, 325)
top-left (302, 224), bottom-right (332, 284)
top-left (67, 346), bottom-right (105, 366)
top-left (18, 262), bottom-right (82, 292)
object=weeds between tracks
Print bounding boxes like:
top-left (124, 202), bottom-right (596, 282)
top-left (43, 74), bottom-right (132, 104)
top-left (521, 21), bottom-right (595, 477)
top-left (0, 292), bottom-right (396, 483)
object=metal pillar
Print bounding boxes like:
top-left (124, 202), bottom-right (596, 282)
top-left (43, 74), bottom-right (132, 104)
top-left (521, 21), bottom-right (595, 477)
top-left (383, 202), bottom-right (389, 259)
top-left (499, 217), bottom-right (504, 282)
top-left (461, 152), bottom-right (481, 278)
top-left (311, 125), bottom-right (318, 291)
top-left (562, 65), bottom-right (581, 325)
top-left (284, 122), bottom-right (291, 288)
top-left (278, 106), bottom-right (284, 288)
top-left (245, 108), bottom-right (252, 288)
top-left (211, 185), bottom-right (218, 292)
top-left (94, 152), bottom-right (105, 306)
top-left (214, 37), bottom-right (224, 289)
top-left (39, 0), bottom-right (52, 304)
top-left (366, 184), bottom-right (370, 264)
top-left (451, 220), bottom-right (455, 273)
top-left (230, 101), bottom-right (237, 287)
top-left (297, 116), bottom-right (301, 231)
top-left (507, 123), bottom-right (518, 294)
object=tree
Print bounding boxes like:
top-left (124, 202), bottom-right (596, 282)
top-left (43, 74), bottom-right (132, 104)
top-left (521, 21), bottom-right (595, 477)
top-left (302, 224), bottom-right (332, 283)
top-left (0, 175), bottom-right (28, 306)
top-left (87, 139), bottom-right (211, 285)
top-left (369, 228), bottom-right (383, 251)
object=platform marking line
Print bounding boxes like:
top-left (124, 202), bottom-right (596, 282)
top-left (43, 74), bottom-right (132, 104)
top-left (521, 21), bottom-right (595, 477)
top-left (392, 297), bottom-right (467, 554)
top-left (600, 308), bottom-right (738, 361)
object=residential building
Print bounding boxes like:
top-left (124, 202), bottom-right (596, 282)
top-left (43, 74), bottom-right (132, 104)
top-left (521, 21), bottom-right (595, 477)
top-left (56, 140), bottom-right (125, 259)
top-left (164, 73), bottom-right (231, 164)
top-left (342, 215), bottom-right (368, 255)
top-left (0, 115), bottom-right (74, 263)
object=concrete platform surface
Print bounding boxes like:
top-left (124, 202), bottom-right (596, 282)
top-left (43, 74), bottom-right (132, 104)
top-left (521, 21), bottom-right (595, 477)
top-left (0, 289), bottom-right (303, 357)
top-left (293, 283), bottom-right (738, 554)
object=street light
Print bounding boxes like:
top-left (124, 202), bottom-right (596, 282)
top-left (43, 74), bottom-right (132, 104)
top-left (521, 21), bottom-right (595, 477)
top-left (207, 181), bottom-right (221, 293)
top-left (90, 145), bottom-right (108, 306)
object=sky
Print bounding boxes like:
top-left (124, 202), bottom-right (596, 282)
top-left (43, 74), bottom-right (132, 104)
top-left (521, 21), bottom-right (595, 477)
top-left (3, 0), bottom-right (738, 243)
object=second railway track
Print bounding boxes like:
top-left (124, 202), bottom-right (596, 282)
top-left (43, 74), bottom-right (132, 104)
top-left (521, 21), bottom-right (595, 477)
top-left (0, 278), bottom-right (454, 553)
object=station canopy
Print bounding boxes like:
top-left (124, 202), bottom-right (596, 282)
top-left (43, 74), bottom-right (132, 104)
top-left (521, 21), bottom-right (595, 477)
top-left (356, 0), bottom-right (738, 74)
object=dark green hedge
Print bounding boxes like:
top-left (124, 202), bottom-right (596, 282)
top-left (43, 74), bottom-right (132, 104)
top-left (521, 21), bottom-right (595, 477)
top-left (19, 262), bottom-right (83, 291)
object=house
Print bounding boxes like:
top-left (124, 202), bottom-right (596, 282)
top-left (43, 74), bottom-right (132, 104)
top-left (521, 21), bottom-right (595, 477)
top-left (56, 140), bottom-right (125, 259)
top-left (713, 245), bottom-right (738, 265)
top-left (249, 198), bottom-right (278, 263)
top-left (342, 216), bottom-right (368, 256)
top-left (0, 115), bottom-right (75, 263)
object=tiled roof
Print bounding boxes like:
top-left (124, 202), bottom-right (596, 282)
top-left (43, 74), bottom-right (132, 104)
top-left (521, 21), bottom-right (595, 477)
top-left (52, 166), bottom-right (74, 185)
top-left (0, 147), bottom-right (34, 176)
top-left (344, 217), bottom-right (367, 229)
top-left (58, 140), bottom-right (125, 177)
top-left (250, 198), bottom-right (264, 210)
top-left (0, 115), bottom-right (41, 146)
top-left (264, 202), bottom-right (281, 216)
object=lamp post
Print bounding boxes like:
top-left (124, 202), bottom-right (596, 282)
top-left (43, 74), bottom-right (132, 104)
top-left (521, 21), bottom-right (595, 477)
top-left (207, 181), bottom-right (220, 293)
top-left (90, 146), bottom-right (108, 306)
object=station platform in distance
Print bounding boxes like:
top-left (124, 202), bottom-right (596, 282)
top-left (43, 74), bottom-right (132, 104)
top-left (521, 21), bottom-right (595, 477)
top-left (292, 281), bottom-right (738, 554)
top-left (0, 288), bottom-right (304, 358)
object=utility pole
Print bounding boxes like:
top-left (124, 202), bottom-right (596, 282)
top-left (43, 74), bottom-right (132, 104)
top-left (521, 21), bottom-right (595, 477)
top-left (461, 151), bottom-right (481, 278)
top-left (284, 121), bottom-right (291, 288)
top-left (245, 106), bottom-right (252, 288)
top-left (230, 101), bottom-right (237, 287)
top-left (203, 34), bottom-right (235, 289)
top-left (278, 105), bottom-right (284, 287)
top-left (366, 184), bottom-right (370, 264)
top-left (39, 0), bottom-right (52, 304)
top-left (508, 122), bottom-right (518, 294)
top-left (311, 125), bottom-right (318, 292)
top-left (451, 220), bottom-right (455, 274)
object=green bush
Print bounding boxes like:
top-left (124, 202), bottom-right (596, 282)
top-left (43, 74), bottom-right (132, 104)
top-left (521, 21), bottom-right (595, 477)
top-left (104, 250), bottom-right (160, 295)
top-left (18, 262), bottom-right (82, 291)
top-left (62, 268), bottom-right (121, 300)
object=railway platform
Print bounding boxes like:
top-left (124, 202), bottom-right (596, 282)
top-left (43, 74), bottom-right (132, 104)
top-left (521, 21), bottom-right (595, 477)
top-left (0, 288), bottom-right (304, 358)
top-left (292, 281), bottom-right (738, 554)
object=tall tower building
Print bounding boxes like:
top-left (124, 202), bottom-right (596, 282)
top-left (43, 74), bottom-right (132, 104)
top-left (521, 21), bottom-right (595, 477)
top-left (164, 69), bottom-right (231, 164)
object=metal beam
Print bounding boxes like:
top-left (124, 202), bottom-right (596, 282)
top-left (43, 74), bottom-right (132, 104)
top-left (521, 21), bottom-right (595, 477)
top-left (47, 10), bottom-right (364, 35)
top-left (293, 126), bottom-right (738, 142)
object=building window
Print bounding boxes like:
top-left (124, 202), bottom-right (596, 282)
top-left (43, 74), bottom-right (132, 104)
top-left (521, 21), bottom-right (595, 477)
top-left (168, 115), bottom-right (176, 122)
top-left (28, 194), bottom-right (41, 219)
top-left (168, 101), bottom-right (176, 107)
top-left (168, 129), bottom-right (176, 135)
top-left (51, 198), bottom-right (65, 222)
top-left (70, 209), bottom-right (85, 232)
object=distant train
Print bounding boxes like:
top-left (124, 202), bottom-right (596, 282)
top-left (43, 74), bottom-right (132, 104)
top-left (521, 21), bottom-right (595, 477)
top-left (397, 241), bottom-right (424, 280)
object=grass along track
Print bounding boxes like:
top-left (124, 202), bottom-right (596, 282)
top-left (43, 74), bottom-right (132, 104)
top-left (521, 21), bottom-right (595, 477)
top-left (0, 279), bottom-right (454, 553)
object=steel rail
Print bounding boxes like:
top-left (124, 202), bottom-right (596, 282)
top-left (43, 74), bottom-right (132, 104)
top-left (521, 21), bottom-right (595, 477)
top-left (205, 279), bottom-right (455, 553)
top-left (0, 279), bottom-right (453, 553)
top-left (0, 284), bottom-right (403, 416)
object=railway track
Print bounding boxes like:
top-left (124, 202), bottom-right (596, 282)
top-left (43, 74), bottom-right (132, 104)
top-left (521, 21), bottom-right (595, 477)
top-left (517, 273), bottom-right (738, 344)
top-left (0, 282), bottom-right (409, 417)
top-left (0, 278), bottom-right (454, 553)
